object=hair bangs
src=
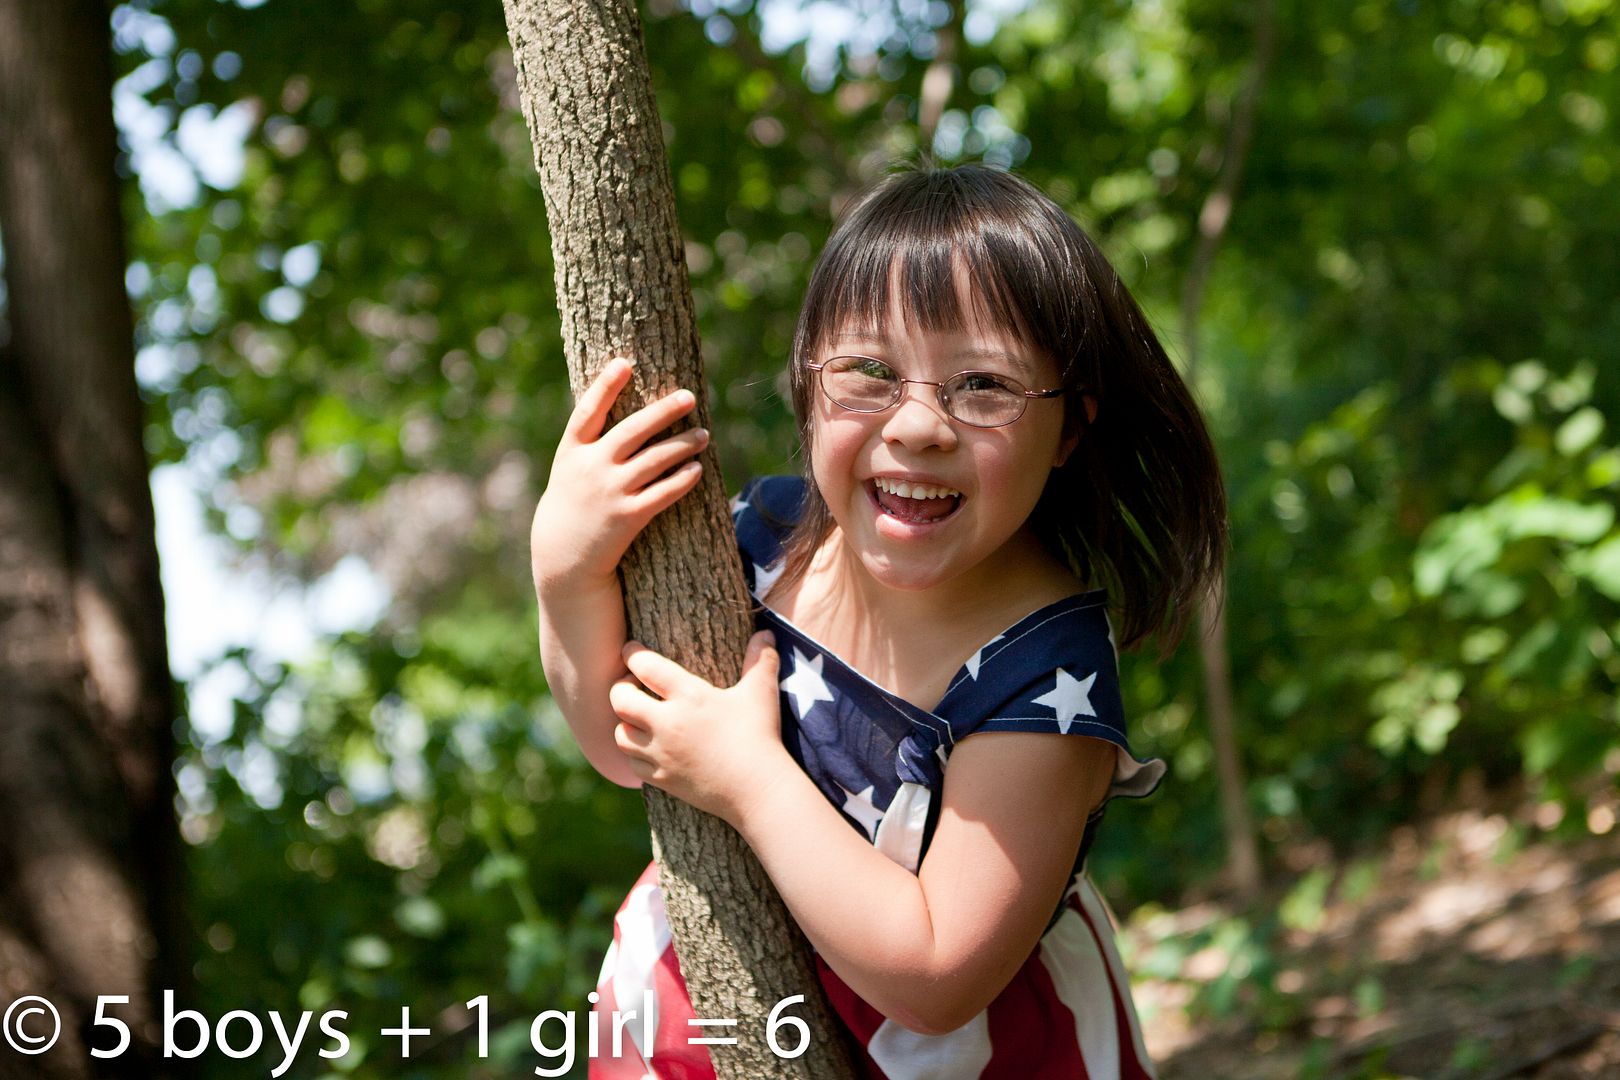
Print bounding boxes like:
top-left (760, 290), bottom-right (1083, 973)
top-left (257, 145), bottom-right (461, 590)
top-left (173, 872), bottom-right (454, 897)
top-left (794, 182), bottom-right (1061, 369)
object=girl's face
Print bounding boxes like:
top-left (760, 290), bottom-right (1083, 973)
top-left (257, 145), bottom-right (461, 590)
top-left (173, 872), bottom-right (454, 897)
top-left (808, 275), bottom-right (1078, 596)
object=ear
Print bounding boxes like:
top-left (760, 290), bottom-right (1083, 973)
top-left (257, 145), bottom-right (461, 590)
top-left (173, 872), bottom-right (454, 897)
top-left (1053, 393), bottom-right (1097, 468)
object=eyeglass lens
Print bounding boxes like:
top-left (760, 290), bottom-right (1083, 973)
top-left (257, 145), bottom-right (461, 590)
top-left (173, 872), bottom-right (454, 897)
top-left (818, 355), bottom-right (1030, 427)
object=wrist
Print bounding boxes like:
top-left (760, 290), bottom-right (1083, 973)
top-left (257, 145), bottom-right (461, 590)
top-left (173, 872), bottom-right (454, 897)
top-left (533, 561), bottom-right (619, 605)
top-left (726, 747), bottom-right (804, 837)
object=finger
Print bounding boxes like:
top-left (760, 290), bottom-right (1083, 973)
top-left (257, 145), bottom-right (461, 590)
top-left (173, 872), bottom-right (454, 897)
top-left (622, 640), bottom-right (693, 698)
top-left (618, 747), bottom-right (656, 784)
top-left (608, 676), bottom-right (655, 726)
top-left (564, 357), bottom-right (634, 444)
top-left (627, 459), bottom-right (703, 518)
top-left (602, 387), bottom-right (699, 462)
top-left (624, 427), bottom-right (709, 491)
top-left (741, 630), bottom-right (780, 688)
top-left (613, 720), bottom-right (653, 757)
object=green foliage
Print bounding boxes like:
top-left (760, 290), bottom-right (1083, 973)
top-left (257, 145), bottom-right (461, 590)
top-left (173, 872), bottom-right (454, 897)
top-left (109, 0), bottom-right (1620, 1068)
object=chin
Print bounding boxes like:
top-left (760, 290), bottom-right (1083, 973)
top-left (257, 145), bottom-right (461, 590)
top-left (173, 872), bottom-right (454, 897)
top-left (856, 551), bottom-right (956, 593)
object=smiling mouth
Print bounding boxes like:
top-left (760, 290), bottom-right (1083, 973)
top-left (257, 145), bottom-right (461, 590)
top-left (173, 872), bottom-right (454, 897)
top-left (869, 477), bottom-right (963, 525)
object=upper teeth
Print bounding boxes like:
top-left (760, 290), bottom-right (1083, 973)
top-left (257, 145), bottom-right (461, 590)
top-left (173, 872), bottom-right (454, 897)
top-left (874, 477), bottom-right (961, 500)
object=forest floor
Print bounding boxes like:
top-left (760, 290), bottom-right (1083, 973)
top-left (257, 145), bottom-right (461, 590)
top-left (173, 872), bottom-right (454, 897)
top-left (1128, 800), bottom-right (1620, 1080)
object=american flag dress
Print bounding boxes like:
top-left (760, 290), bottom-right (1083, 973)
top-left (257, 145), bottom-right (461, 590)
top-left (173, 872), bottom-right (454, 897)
top-left (590, 476), bottom-right (1167, 1079)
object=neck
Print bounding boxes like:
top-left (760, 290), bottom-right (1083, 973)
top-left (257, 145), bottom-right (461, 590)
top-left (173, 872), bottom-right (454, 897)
top-left (818, 524), bottom-right (1070, 637)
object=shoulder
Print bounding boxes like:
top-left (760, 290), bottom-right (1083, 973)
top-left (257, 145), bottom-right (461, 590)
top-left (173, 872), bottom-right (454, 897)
top-left (732, 475), bottom-right (807, 591)
top-left (938, 592), bottom-right (1122, 732)
top-left (732, 474), bottom-right (807, 531)
top-left (929, 595), bottom-right (1168, 805)
top-left (936, 731), bottom-right (1113, 835)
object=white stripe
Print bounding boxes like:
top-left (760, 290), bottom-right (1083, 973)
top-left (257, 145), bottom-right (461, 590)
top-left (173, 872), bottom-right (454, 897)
top-left (1075, 879), bottom-right (1157, 1078)
top-left (867, 1012), bottom-right (993, 1080)
top-left (873, 782), bottom-right (931, 873)
top-left (1039, 893), bottom-right (1122, 1079)
top-left (610, 882), bottom-right (671, 1062)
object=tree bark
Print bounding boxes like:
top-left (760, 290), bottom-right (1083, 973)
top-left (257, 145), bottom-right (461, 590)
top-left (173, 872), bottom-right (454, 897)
top-left (1178, 0), bottom-right (1277, 902)
top-left (0, 0), bottom-right (187, 1076)
top-left (499, 0), bottom-right (858, 1074)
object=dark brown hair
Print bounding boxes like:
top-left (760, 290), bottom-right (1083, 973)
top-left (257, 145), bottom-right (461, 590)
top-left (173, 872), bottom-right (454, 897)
top-left (776, 163), bottom-right (1227, 652)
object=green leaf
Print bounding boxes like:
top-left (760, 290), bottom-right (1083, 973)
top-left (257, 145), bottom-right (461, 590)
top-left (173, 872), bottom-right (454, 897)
top-left (1555, 406), bottom-right (1605, 456)
top-left (1501, 496), bottom-right (1612, 543)
top-left (344, 935), bottom-right (392, 969)
top-left (1574, 535), bottom-right (1620, 600)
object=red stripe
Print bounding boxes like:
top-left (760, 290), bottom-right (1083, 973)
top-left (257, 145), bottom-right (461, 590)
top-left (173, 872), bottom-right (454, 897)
top-left (650, 943), bottom-right (716, 1080)
top-left (813, 956), bottom-right (892, 1078)
top-left (982, 942), bottom-right (1091, 1079)
top-left (1069, 893), bottom-right (1153, 1080)
top-left (596, 865), bottom-right (1153, 1079)
top-left (588, 972), bottom-right (647, 1080)
top-left (590, 860), bottom-right (716, 1080)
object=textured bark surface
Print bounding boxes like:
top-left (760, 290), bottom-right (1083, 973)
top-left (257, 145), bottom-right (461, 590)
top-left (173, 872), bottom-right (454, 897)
top-left (500, 0), bottom-right (858, 1074)
top-left (0, 0), bottom-right (186, 1075)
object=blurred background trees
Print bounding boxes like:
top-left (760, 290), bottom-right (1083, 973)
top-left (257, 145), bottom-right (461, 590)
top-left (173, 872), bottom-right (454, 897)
top-left (6, 0), bottom-right (1613, 1074)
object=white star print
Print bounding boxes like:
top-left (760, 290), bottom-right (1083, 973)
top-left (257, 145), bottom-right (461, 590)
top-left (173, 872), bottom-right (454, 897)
top-left (838, 783), bottom-right (884, 840)
top-left (752, 559), bottom-right (784, 598)
top-left (964, 635), bottom-right (1003, 680)
top-left (780, 648), bottom-right (835, 719)
top-left (1032, 667), bottom-right (1098, 734)
top-left (729, 494), bottom-right (750, 518)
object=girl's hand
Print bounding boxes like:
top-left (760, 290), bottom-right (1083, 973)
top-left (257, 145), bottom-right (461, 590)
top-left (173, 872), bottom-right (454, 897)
top-left (610, 630), bottom-right (785, 823)
top-left (531, 357), bottom-right (708, 592)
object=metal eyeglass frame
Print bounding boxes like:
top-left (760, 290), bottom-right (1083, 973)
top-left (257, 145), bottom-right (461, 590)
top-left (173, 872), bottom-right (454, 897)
top-left (805, 354), bottom-right (1066, 429)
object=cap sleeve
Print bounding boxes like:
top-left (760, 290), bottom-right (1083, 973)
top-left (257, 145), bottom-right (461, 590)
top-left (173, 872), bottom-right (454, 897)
top-left (930, 595), bottom-right (1166, 802)
top-left (730, 475), bottom-right (806, 598)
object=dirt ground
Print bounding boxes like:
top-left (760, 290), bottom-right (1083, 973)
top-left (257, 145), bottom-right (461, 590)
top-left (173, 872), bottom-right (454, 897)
top-left (1125, 805), bottom-right (1620, 1079)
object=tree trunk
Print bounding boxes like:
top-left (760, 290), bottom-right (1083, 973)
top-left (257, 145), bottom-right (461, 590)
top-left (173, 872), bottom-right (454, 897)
top-left (499, 0), bottom-right (858, 1074)
top-left (0, 0), bottom-right (187, 1076)
top-left (1178, 0), bottom-right (1277, 902)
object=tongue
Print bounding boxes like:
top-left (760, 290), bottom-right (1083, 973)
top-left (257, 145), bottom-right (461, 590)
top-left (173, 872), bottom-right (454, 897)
top-left (876, 488), bottom-right (959, 523)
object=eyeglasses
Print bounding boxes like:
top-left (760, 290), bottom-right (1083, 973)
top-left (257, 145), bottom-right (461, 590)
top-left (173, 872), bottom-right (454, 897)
top-left (805, 354), bottom-right (1065, 429)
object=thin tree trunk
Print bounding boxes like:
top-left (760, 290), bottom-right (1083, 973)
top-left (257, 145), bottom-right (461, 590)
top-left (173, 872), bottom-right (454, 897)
top-left (500, 0), bottom-right (858, 1074)
top-left (1178, 0), bottom-right (1277, 902)
top-left (0, 0), bottom-right (186, 1075)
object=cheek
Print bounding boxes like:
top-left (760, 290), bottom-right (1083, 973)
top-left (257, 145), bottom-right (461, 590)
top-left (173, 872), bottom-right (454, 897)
top-left (968, 430), bottom-right (1062, 512)
top-left (808, 412), bottom-right (868, 484)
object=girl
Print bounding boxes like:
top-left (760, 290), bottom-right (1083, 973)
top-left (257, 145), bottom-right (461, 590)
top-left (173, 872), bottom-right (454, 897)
top-left (531, 164), bottom-right (1225, 1079)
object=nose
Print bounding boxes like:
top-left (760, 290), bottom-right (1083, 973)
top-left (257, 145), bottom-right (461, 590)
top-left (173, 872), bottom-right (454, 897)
top-left (880, 381), bottom-right (958, 452)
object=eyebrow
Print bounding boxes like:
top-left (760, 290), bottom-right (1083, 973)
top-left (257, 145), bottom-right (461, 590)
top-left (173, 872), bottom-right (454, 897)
top-left (952, 346), bottom-right (1036, 376)
top-left (831, 334), bottom-right (1038, 378)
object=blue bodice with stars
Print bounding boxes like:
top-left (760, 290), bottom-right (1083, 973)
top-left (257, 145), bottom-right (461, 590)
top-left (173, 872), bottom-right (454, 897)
top-left (730, 476), bottom-right (1165, 882)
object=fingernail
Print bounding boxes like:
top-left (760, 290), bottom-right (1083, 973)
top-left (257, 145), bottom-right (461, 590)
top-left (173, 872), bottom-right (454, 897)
top-left (696, 428), bottom-right (710, 444)
top-left (677, 389), bottom-right (695, 405)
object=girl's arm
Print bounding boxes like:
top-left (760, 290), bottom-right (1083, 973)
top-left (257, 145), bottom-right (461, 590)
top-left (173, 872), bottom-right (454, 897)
top-left (530, 358), bottom-right (709, 788)
top-left (737, 732), bottom-right (1114, 1035)
top-left (535, 574), bottom-right (639, 787)
top-left (610, 644), bottom-right (1115, 1035)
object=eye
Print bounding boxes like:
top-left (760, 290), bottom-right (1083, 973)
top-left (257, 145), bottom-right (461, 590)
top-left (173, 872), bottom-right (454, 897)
top-left (833, 355), bottom-right (896, 380)
top-left (954, 372), bottom-right (1018, 394)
